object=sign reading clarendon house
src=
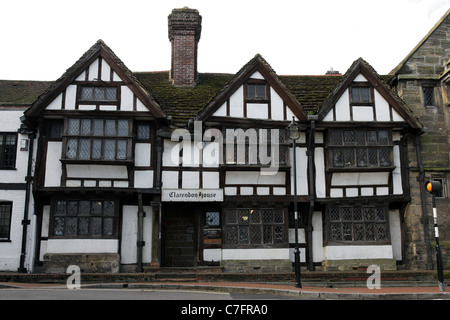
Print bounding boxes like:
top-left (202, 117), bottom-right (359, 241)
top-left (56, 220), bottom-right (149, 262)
top-left (162, 189), bottom-right (224, 202)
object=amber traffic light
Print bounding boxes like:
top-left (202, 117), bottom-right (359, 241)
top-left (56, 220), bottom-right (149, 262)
top-left (426, 180), bottom-right (442, 194)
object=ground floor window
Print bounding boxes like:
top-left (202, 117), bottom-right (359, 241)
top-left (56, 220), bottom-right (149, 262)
top-left (0, 202), bottom-right (12, 240)
top-left (224, 208), bottom-right (287, 247)
top-left (51, 199), bottom-right (117, 238)
top-left (327, 205), bottom-right (389, 243)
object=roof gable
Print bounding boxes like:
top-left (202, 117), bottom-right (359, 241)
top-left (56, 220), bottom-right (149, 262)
top-left (24, 40), bottom-right (166, 119)
top-left (195, 54), bottom-right (307, 122)
top-left (317, 58), bottom-right (422, 129)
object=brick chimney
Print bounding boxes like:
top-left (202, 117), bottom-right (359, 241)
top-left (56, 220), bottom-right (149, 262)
top-left (168, 7), bottom-right (202, 87)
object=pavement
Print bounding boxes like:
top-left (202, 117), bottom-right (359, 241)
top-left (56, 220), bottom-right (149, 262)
top-left (1, 280), bottom-right (449, 300)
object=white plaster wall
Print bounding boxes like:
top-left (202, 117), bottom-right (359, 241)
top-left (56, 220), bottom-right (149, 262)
top-left (162, 171), bottom-right (178, 188)
top-left (66, 164), bottom-right (128, 179)
top-left (323, 245), bottom-right (393, 260)
top-left (46, 239), bottom-right (119, 253)
top-left (389, 209), bottom-right (402, 260)
top-left (247, 103), bottom-right (268, 119)
top-left (229, 87), bottom-right (244, 118)
top-left (135, 143), bottom-right (151, 167)
top-left (121, 205), bottom-right (153, 264)
top-left (392, 145), bottom-right (403, 194)
top-left (226, 171), bottom-right (285, 185)
top-left (44, 142), bottom-right (63, 187)
top-left (290, 147), bottom-right (308, 195)
top-left (270, 87), bottom-right (284, 120)
top-left (334, 90), bottom-right (351, 121)
top-left (134, 170), bottom-right (154, 188)
top-left (120, 86), bottom-right (134, 111)
top-left (204, 248), bottom-right (221, 262)
top-left (315, 148), bottom-right (326, 198)
top-left (0, 190), bottom-right (26, 271)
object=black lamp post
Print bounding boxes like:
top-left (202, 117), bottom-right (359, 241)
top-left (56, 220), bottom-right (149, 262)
top-left (287, 116), bottom-right (302, 288)
top-left (425, 180), bottom-right (446, 292)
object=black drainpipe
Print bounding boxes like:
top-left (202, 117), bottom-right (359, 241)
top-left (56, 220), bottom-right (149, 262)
top-left (18, 131), bottom-right (36, 273)
top-left (306, 115), bottom-right (317, 271)
top-left (415, 135), bottom-right (433, 270)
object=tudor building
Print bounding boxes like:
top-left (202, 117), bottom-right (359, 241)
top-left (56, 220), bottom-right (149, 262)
top-left (0, 7), bottom-right (447, 273)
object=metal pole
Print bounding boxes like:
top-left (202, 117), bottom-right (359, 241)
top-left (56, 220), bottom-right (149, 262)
top-left (292, 137), bottom-right (302, 288)
top-left (431, 193), bottom-right (445, 292)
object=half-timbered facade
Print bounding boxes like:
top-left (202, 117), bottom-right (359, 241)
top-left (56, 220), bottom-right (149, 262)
top-left (2, 7), bottom-right (447, 273)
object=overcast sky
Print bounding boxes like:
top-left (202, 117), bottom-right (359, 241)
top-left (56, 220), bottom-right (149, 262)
top-left (1, 0), bottom-right (448, 81)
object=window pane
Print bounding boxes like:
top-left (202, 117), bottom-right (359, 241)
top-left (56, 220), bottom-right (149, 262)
top-left (378, 131), bottom-right (388, 145)
top-left (54, 217), bottom-right (65, 236)
top-left (105, 87), bottom-right (117, 101)
top-left (91, 139), bottom-right (102, 159)
top-left (137, 124), bottom-right (150, 140)
top-left (105, 120), bottom-right (116, 136)
top-left (360, 87), bottom-right (370, 101)
top-left (103, 139), bottom-right (115, 160)
top-left (93, 87), bottom-right (105, 100)
top-left (0, 204), bottom-right (11, 239)
top-left (333, 149), bottom-right (344, 167)
top-left (67, 119), bottom-right (80, 135)
top-left (117, 120), bottom-right (128, 137)
top-left (67, 201), bottom-right (78, 215)
top-left (103, 218), bottom-right (114, 236)
top-left (352, 88), bottom-right (360, 101)
top-left (66, 139), bottom-right (78, 159)
top-left (66, 217), bottom-right (77, 236)
top-left (80, 119), bottom-right (91, 136)
top-left (256, 85), bottom-right (266, 98)
top-left (90, 217), bottom-right (102, 236)
top-left (78, 218), bottom-right (89, 236)
top-left (104, 201), bottom-right (114, 216)
top-left (91, 201), bottom-right (102, 215)
top-left (78, 139), bottom-right (91, 160)
top-left (79, 201), bottom-right (90, 215)
top-left (247, 84), bottom-right (255, 99)
top-left (80, 87), bottom-right (93, 100)
top-left (93, 119), bottom-right (104, 136)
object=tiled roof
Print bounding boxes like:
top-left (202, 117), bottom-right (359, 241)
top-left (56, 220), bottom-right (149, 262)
top-left (0, 80), bottom-right (52, 106)
top-left (279, 75), bottom-right (342, 114)
top-left (134, 71), bottom-right (233, 127)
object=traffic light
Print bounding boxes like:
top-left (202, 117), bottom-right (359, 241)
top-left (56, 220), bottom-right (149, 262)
top-left (425, 180), bottom-right (442, 195)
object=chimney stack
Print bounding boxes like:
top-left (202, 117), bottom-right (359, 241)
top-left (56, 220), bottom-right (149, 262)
top-left (168, 7), bottom-right (202, 87)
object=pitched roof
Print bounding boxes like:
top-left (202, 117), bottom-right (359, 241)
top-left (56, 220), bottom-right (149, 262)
top-left (194, 54), bottom-right (307, 122)
top-left (24, 40), bottom-right (166, 119)
top-left (317, 57), bottom-right (422, 129)
top-left (134, 71), bottom-right (232, 127)
top-left (0, 80), bottom-right (52, 106)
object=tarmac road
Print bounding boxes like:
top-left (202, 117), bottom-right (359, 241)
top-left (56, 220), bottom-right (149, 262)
top-left (0, 287), bottom-right (306, 300)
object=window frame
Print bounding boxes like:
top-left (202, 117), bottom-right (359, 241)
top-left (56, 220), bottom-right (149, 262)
top-left (0, 133), bottom-right (18, 170)
top-left (50, 199), bottom-right (118, 239)
top-left (223, 208), bottom-right (288, 248)
top-left (62, 117), bottom-right (132, 164)
top-left (223, 127), bottom-right (289, 167)
top-left (349, 83), bottom-right (374, 105)
top-left (78, 85), bottom-right (118, 104)
top-left (422, 86), bottom-right (435, 107)
top-left (245, 81), bottom-right (269, 102)
top-left (325, 205), bottom-right (390, 245)
top-left (0, 202), bottom-right (12, 241)
top-left (326, 129), bottom-right (394, 171)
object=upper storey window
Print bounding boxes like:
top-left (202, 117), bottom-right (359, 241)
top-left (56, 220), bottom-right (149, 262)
top-left (64, 118), bottom-right (131, 162)
top-left (79, 86), bottom-right (117, 102)
top-left (246, 82), bottom-right (268, 101)
top-left (328, 129), bottom-right (392, 169)
top-left (350, 84), bottom-right (373, 104)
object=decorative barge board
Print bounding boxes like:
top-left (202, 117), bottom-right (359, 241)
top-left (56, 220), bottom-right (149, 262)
top-left (22, 40), bottom-right (167, 273)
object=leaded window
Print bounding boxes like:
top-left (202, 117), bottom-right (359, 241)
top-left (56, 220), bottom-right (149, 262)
top-left (52, 200), bottom-right (117, 238)
top-left (422, 86), bottom-right (435, 106)
top-left (224, 128), bottom-right (289, 166)
top-left (0, 133), bottom-right (17, 169)
top-left (328, 206), bottom-right (389, 243)
top-left (224, 208), bottom-right (286, 247)
top-left (328, 129), bottom-right (392, 168)
top-left (80, 86), bottom-right (117, 102)
top-left (64, 118), bottom-right (131, 161)
top-left (0, 202), bottom-right (12, 240)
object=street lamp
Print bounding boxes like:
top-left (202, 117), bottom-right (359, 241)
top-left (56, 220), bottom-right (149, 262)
top-left (287, 116), bottom-right (302, 288)
top-left (425, 180), bottom-right (446, 292)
